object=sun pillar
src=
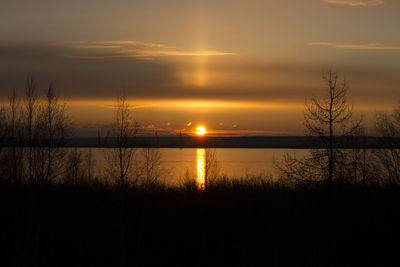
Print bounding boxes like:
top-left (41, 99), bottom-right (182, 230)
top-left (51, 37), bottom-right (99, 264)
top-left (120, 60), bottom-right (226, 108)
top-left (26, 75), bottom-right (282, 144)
top-left (197, 148), bottom-right (206, 190)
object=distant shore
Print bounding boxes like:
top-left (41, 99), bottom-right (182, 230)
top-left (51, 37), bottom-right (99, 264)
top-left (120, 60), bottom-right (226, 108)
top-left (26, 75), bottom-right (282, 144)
top-left (64, 136), bottom-right (399, 149)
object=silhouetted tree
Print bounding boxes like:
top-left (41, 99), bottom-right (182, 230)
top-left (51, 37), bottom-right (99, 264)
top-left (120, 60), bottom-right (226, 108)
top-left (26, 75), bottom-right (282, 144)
top-left (24, 75), bottom-right (38, 184)
top-left (345, 133), bottom-right (379, 184)
top-left (6, 89), bottom-right (23, 182)
top-left (0, 105), bottom-right (6, 150)
top-left (374, 104), bottom-right (400, 185)
top-left (35, 84), bottom-right (69, 184)
top-left (140, 147), bottom-right (162, 188)
top-left (103, 89), bottom-right (139, 267)
top-left (0, 106), bottom-right (6, 180)
top-left (278, 71), bottom-right (362, 186)
top-left (64, 147), bottom-right (84, 185)
top-left (84, 148), bottom-right (95, 181)
top-left (104, 89), bottom-right (138, 187)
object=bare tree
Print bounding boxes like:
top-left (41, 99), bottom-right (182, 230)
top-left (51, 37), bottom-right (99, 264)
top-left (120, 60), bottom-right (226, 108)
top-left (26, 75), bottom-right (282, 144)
top-left (64, 147), bottom-right (84, 185)
top-left (105, 89), bottom-right (139, 188)
top-left (0, 106), bottom-right (6, 178)
top-left (374, 105), bottom-right (400, 185)
top-left (35, 84), bottom-right (69, 184)
top-left (140, 147), bottom-right (162, 188)
top-left (278, 71), bottom-right (362, 186)
top-left (7, 89), bottom-right (23, 182)
top-left (84, 148), bottom-right (95, 181)
top-left (104, 89), bottom-right (138, 267)
top-left (24, 75), bottom-right (38, 184)
top-left (0, 105), bottom-right (6, 150)
top-left (345, 134), bottom-right (379, 184)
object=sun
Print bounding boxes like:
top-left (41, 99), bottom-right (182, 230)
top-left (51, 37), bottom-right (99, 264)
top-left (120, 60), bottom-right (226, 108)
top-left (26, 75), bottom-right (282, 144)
top-left (196, 126), bottom-right (206, 136)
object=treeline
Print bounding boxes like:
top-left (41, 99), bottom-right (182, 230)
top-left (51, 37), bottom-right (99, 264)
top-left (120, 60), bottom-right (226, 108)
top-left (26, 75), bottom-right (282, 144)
top-left (0, 78), bottom-right (166, 189)
top-left (0, 76), bottom-right (69, 184)
top-left (1, 73), bottom-right (400, 189)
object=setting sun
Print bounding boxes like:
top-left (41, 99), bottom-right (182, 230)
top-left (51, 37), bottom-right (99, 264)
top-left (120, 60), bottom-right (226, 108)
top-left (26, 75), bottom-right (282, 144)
top-left (196, 126), bottom-right (206, 135)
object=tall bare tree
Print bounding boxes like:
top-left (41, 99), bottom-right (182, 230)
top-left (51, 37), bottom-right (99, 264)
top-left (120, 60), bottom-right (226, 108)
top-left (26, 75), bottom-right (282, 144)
top-left (278, 71), bottom-right (362, 185)
top-left (35, 84), bottom-right (69, 184)
top-left (24, 75), bottom-right (38, 184)
top-left (113, 90), bottom-right (138, 188)
top-left (306, 71), bottom-right (361, 183)
top-left (104, 89), bottom-right (138, 267)
top-left (7, 88), bottom-right (23, 182)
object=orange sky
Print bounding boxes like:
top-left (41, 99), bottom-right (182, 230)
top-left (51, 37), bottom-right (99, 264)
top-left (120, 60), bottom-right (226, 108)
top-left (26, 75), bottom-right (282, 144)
top-left (0, 0), bottom-right (399, 136)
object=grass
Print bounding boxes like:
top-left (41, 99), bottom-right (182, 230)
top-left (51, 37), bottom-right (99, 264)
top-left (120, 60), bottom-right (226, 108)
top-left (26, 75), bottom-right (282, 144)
top-left (0, 177), bottom-right (399, 266)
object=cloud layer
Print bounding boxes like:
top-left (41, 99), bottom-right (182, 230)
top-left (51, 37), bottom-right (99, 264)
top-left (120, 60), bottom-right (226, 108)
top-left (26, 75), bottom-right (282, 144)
top-left (0, 42), bottom-right (399, 109)
top-left (64, 41), bottom-right (235, 59)
top-left (309, 42), bottom-right (400, 50)
top-left (323, 0), bottom-right (384, 6)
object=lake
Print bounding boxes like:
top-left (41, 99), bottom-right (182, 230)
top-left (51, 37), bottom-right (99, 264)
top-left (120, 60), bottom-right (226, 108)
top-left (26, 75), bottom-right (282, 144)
top-left (77, 148), bottom-right (309, 185)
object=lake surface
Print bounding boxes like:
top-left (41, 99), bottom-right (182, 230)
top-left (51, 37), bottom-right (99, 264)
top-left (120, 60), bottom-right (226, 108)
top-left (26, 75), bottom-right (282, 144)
top-left (78, 148), bottom-right (309, 185)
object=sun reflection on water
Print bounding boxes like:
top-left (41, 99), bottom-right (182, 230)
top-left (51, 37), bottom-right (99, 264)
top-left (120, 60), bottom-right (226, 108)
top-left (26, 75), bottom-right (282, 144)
top-left (197, 148), bottom-right (206, 190)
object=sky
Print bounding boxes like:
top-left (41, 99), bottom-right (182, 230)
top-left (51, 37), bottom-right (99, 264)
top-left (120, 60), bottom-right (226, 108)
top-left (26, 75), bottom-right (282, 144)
top-left (0, 0), bottom-right (399, 136)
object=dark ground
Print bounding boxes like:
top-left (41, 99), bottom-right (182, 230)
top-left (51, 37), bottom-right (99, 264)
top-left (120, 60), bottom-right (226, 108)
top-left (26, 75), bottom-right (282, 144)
top-left (1, 183), bottom-right (399, 267)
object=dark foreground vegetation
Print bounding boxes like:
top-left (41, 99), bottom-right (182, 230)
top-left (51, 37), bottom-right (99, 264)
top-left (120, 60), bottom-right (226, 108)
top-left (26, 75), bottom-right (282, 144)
top-left (1, 180), bottom-right (399, 267)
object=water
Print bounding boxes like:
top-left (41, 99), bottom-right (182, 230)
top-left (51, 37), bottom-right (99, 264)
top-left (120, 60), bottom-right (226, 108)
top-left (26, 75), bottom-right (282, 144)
top-left (76, 148), bottom-right (309, 185)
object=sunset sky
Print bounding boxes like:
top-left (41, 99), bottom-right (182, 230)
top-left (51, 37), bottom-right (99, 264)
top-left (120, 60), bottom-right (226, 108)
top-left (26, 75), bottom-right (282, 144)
top-left (1, 0), bottom-right (399, 136)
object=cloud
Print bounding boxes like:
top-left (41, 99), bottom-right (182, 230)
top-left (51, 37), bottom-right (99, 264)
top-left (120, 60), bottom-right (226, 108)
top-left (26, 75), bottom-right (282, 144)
top-left (103, 103), bottom-right (156, 110)
top-left (66, 40), bottom-right (171, 49)
top-left (309, 42), bottom-right (400, 50)
top-left (323, 0), bottom-right (384, 6)
top-left (64, 41), bottom-right (235, 59)
top-left (1, 42), bottom-right (399, 109)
